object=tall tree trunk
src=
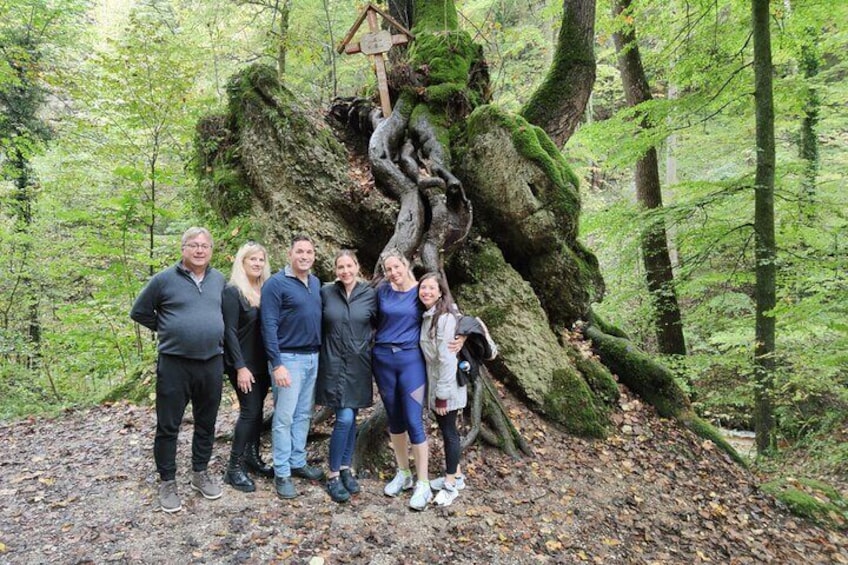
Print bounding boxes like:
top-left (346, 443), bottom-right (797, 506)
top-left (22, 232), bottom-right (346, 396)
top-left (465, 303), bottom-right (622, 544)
top-left (521, 0), bottom-right (596, 148)
top-left (12, 147), bottom-right (41, 365)
top-left (798, 29), bottom-right (819, 223)
top-left (277, 0), bottom-right (290, 80)
top-left (320, 0), bottom-right (337, 98)
top-left (752, 0), bottom-right (777, 455)
top-left (612, 0), bottom-right (686, 356)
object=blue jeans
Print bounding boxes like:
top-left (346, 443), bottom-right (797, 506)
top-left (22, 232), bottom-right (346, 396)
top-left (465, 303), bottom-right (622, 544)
top-left (328, 407), bottom-right (358, 472)
top-left (271, 352), bottom-right (318, 477)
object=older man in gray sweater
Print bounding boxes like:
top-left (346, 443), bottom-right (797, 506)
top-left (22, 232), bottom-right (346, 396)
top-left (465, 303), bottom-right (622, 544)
top-left (131, 226), bottom-right (232, 512)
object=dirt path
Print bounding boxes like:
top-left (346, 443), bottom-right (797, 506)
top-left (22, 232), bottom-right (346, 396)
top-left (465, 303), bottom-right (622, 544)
top-left (1, 385), bottom-right (845, 564)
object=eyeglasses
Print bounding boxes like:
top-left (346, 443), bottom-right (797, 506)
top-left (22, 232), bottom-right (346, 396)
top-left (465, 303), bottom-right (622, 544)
top-left (183, 243), bottom-right (212, 251)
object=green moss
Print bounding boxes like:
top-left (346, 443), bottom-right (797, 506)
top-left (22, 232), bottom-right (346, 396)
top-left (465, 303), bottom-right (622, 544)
top-left (409, 32), bottom-right (474, 85)
top-left (410, 103), bottom-right (451, 153)
top-left (761, 478), bottom-right (848, 528)
top-left (477, 305), bottom-right (508, 329)
top-left (566, 346), bottom-right (619, 406)
top-left (467, 105), bottom-right (580, 219)
top-left (585, 324), bottom-right (690, 419)
top-left (680, 412), bottom-right (748, 467)
top-left (468, 239), bottom-right (506, 281)
top-left (101, 362), bottom-right (155, 405)
top-left (588, 310), bottom-right (629, 339)
top-left (543, 368), bottom-right (607, 438)
top-left (412, 0), bottom-right (459, 32)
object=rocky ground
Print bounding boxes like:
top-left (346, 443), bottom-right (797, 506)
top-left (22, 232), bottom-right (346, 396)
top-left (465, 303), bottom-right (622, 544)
top-left (1, 382), bottom-right (846, 565)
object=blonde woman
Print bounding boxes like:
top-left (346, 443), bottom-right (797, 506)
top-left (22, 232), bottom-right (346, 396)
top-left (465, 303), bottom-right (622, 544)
top-left (223, 242), bottom-right (273, 492)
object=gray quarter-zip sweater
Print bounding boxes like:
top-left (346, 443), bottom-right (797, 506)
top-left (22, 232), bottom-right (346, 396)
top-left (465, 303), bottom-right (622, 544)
top-left (130, 262), bottom-right (227, 360)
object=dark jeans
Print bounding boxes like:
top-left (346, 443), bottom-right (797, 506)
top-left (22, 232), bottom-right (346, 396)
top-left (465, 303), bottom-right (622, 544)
top-left (155, 354), bottom-right (223, 481)
top-left (227, 371), bottom-right (270, 460)
top-left (328, 407), bottom-right (358, 472)
top-left (435, 410), bottom-right (461, 475)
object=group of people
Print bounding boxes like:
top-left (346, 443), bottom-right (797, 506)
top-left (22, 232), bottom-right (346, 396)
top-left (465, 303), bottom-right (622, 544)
top-left (130, 227), bottom-right (469, 513)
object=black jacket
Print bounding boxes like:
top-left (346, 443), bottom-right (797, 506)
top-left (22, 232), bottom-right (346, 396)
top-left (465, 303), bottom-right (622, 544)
top-left (222, 285), bottom-right (268, 378)
top-left (316, 281), bottom-right (377, 409)
top-left (455, 315), bottom-right (499, 384)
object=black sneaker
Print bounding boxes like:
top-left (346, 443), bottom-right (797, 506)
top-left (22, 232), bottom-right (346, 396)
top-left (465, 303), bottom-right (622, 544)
top-left (326, 477), bottom-right (350, 503)
top-left (291, 465), bottom-right (324, 481)
top-left (274, 476), bottom-right (297, 499)
top-left (340, 468), bottom-right (361, 495)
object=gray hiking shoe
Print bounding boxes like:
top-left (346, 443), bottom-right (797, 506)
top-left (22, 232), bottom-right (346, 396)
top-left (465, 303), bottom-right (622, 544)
top-left (190, 470), bottom-right (223, 500)
top-left (158, 479), bottom-right (181, 513)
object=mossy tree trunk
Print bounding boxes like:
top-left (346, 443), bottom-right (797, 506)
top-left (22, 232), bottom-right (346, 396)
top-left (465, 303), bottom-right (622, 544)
top-left (520, 0), bottom-right (597, 148)
top-left (751, 0), bottom-right (777, 455)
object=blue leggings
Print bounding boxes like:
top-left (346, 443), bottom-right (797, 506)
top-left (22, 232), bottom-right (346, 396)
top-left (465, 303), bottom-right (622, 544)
top-left (372, 346), bottom-right (427, 445)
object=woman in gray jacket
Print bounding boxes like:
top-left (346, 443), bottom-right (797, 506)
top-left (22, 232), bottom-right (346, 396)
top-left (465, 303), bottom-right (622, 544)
top-left (315, 250), bottom-right (377, 503)
top-left (418, 272), bottom-right (467, 507)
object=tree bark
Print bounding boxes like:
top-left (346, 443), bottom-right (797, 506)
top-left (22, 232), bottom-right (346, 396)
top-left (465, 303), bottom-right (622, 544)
top-left (752, 0), bottom-right (777, 455)
top-left (612, 0), bottom-right (686, 356)
top-left (278, 0), bottom-right (291, 80)
top-left (798, 30), bottom-right (819, 223)
top-left (521, 0), bottom-right (596, 148)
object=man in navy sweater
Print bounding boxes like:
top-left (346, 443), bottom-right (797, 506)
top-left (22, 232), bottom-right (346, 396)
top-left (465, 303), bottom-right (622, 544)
top-left (130, 227), bottom-right (232, 512)
top-left (261, 235), bottom-right (324, 499)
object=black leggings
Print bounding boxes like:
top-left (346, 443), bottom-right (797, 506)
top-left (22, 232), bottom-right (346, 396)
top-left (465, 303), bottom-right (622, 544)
top-left (227, 371), bottom-right (270, 459)
top-left (435, 410), bottom-right (461, 475)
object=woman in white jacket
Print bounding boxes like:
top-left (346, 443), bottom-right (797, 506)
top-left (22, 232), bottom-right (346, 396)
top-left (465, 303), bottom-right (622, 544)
top-left (418, 272), bottom-right (467, 507)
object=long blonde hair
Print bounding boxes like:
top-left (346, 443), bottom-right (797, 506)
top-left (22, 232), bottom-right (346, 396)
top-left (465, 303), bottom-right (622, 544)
top-left (379, 248), bottom-right (415, 285)
top-left (229, 242), bottom-right (271, 307)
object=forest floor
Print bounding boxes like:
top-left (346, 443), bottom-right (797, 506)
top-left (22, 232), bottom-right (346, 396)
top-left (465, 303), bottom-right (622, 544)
top-left (1, 381), bottom-right (846, 565)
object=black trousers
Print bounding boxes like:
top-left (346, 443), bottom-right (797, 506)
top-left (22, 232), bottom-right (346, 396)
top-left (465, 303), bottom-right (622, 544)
top-left (435, 410), bottom-right (461, 475)
top-left (226, 371), bottom-right (270, 460)
top-left (154, 354), bottom-right (223, 481)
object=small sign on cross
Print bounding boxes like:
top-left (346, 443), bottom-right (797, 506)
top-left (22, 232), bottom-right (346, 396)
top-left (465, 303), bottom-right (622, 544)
top-left (337, 3), bottom-right (415, 118)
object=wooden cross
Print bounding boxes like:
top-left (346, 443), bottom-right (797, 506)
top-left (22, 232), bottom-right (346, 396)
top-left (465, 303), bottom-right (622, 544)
top-left (337, 3), bottom-right (415, 118)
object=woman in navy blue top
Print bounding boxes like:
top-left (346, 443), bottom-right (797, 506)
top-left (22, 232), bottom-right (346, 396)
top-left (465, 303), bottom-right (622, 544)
top-left (373, 249), bottom-right (433, 510)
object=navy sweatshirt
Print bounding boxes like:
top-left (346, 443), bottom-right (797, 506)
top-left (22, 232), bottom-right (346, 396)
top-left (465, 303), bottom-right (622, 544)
top-left (260, 266), bottom-right (322, 368)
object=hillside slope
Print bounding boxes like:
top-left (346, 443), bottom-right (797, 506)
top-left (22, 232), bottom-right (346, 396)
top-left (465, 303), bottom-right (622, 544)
top-left (1, 383), bottom-right (845, 564)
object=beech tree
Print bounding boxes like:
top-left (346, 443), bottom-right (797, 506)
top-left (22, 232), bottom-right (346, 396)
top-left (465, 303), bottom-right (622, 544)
top-left (751, 0), bottom-right (777, 454)
top-left (611, 0), bottom-right (686, 356)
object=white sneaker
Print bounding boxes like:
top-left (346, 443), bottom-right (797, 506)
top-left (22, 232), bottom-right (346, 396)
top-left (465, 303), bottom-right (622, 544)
top-left (430, 474), bottom-right (466, 491)
top-left (384, 469), bottom-right (414, 497)
top-left (409, 480), bottom-right (432, 511)
top-left (434, 483), bottom-right (459, 506)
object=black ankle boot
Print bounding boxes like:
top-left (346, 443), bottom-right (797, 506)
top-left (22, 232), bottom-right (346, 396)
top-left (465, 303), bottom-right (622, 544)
top-left (224, 456), bottom-right (256, 493)
top-left (244, 441), bottom-right (274, 478)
